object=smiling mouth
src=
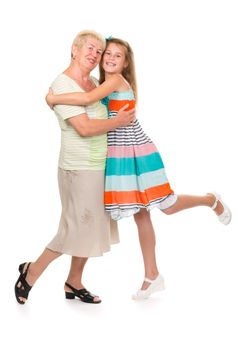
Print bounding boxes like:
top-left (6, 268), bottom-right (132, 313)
top-left (87, 58), bottom-right (96, 64)
top-left (105, 62), bottom-right (116, 67)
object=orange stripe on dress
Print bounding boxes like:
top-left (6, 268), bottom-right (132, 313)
top-left (108, 99), bottom-right (136, 111)
top-left (104, 183), bottom-right (174, 205)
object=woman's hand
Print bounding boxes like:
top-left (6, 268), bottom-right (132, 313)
top-left (45, 88), bottom-right (55, 109)
top-left (115, 104), bottom-right (136, 127)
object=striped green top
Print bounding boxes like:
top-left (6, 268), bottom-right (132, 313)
top-left (51, 73), bottom-right (107, 170)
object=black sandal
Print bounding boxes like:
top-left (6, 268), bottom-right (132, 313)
top-left (14, 262), bottom-right (32, 304)
top-left (65, 282), bottom-right (101, 304)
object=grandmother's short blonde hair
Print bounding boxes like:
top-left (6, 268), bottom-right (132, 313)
top-left (72, 30), bottom-right (106, 50)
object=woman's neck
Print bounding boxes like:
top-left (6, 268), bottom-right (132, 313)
top-left (64, 64), bottom-right (90, 82)
top-left (64, 63), bottom-right (95, 91)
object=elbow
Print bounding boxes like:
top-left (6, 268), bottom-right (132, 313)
top-left (76, 126), bottom-right (91, 137)
top-left (84, 94), bottom-right (92, 105)
top-left (68, 116), bottom-right (93, 137)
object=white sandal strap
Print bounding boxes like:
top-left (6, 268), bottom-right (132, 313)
top-left (144, 277), bottom-right (156, 283)
top-left (211, 199), bottom-right (218, 210)
top-left (210, 192), bottom-right (220, 210)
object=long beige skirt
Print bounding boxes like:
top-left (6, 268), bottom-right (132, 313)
top-left (47, 168), bottom-right (119, 257)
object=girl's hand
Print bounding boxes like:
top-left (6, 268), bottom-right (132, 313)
top-left (45, 88), bottom-right (55, 109)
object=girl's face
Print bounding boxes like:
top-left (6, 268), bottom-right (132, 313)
top-left (102, 43), bottom-right (127, 74)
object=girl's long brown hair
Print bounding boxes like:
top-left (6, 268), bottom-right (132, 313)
top-left (99, 37), bottom-right (138, 101)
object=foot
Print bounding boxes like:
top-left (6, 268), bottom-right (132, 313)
top-left (64, 282), bottom-right (101, 303)
top-left (207, 193), bottom-right (224, 215)
top-left (207, 192), bottom-right (232, 225)
top-left (15, 262), bottom-right (33, 304)
top-left (132, 274), bottom-right (165, 300)
top-left (140, 273), bottom-right (159, 290)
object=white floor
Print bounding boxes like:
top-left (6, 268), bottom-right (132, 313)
top-left (3, 206), bottom-right (238, 350)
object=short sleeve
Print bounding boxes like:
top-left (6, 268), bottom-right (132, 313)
top-left (51, 74), bottom-right (86, 121)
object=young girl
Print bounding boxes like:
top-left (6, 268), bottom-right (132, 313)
top-left (46, 37), bottom-right (231, 300)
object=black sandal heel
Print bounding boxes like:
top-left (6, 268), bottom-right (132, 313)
top-left (19, 263), bottom-right (26, 274)
top-left (65, 291), bottom-right (75, 299)
top-left (14, 262), bottom-right (32, 304)
top-left (65, 282), bottom-right (101, 304)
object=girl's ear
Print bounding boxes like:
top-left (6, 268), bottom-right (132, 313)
top-left (123, 60), bottom-right (129, 69)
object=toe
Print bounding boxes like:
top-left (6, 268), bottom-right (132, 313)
top-left (93, 296), bottom-right (101, 303)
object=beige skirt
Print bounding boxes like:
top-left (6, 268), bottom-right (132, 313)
top-left (47, 168), bottom-right (119, 257)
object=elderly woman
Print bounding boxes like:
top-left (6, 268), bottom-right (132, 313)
top-left (14, 30), bottom-right (135, 304)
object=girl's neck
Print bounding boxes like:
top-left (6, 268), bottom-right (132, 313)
top-left (105, 72), bottom-right (120, 80)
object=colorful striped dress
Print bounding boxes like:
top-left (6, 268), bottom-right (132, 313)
top-left (102, 89), bottom-right (175, 220)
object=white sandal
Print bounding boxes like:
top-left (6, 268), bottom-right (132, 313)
top-left (210, 192), bottom-right (232, 225)
top-left (132, 275), bottom-right (165, 300)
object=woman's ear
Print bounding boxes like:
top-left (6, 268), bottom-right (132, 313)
top-left (71, 45), bottom-right (78, 59)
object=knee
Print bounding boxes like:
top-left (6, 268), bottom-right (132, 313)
top-left (161, 206), bottom-right (175, 215)
top-left (134, 209), bottom-right (150, 224)
top-left (160, 195), bottom-right (178, 215)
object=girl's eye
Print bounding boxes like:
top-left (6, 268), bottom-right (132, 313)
top-left (97, 51), bottom-right (102, 55)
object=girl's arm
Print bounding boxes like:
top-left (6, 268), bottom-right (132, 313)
top-left (46, 74), bottom-right (123, 107)
top-left (67, 104), bottom-right (135, 137)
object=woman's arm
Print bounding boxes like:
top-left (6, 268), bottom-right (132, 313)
top-left (46, 74), bottom-right (123, 107)
top-left (67, 104), bottom-right (135, 137)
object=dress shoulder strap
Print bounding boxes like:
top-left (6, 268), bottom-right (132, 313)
top-left (118, 74), bottom-right (130, 88)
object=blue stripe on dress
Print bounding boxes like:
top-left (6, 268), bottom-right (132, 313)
top-left (109, 90), bottom-right (134, 100)
top-left (105, 169), bottom-right (169, 191)
top-left (106, 152), bottom-right (165, 176)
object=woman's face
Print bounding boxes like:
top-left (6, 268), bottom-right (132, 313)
top-left (102, 43), bottom-right (127, 74)
top-left (73, 37), bottom-right (104, 71)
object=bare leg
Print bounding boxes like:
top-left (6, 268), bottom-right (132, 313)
top-left (17, 248), bottom-right (62, 302)
top-left (65, 256), bottom-right (88, 289)
top-left (18, 250), bottom-right (100, 302)
top-left (134, 209), bottom-right (159, 290)
top-left (162, 193), bottom-right (224, 215)
top-left (65, 257), bottom-right (101, 302)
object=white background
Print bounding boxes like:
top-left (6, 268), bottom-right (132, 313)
top-left (0, 0), bottom-right (237, 349)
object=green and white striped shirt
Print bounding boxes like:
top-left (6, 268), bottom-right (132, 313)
top-left (51, 73), bottom-right (107, 170)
